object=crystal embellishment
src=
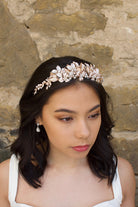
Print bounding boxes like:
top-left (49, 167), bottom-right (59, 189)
top-left (34, 62), bottom-right (103, 95)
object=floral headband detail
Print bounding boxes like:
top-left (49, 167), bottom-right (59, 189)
top-left (33, 61), bottom-right (103, 95)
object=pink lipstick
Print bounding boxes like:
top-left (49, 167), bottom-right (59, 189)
top-left (72, 145), bottom-right (89, 152)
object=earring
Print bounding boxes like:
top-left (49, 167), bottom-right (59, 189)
top-left (36, 123), bottom-right (40, 132)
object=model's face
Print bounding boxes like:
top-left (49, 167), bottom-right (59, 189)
top-left (38, 83), bottom-right (101, 161)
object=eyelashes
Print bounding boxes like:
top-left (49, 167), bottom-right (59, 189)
top-left (58, 117), bottom-right (73, 122)
top-left (58, 112), bottom-right (101, 122)
top-left (88, 112), bottom-right (101, 119)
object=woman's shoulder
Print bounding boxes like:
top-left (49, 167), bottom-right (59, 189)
top-left (0, 158), bottom-right (10, 182)
top-left (118, 156), bottom-right (134, 171)
top-left (117, 156), bottom-right (135, 179)
top-left (0, 158), bottom-right (10, 202)
top-left (117, 157), bottom-right (136, 204)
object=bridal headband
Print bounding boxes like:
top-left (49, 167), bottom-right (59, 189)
top-left (34, 61), bottom-right (103, 95)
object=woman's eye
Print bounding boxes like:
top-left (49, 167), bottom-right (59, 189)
top-left (88, 113), bottom-right (100, 119)
top-left (59, 117), bottom-right (73, 122)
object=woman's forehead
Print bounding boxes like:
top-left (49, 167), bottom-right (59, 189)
top-left (44, 83), bottom-right (100, 110)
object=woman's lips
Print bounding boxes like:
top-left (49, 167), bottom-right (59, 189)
top-left (72, 145), bottom-right (90, 152)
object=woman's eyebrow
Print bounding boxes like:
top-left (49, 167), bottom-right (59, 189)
top-left (54, 109), bottom-right (76, 113)
top-left (54, 104), bottom-right (100, 114)
top-left (88, 104), bottom-right (100, 113)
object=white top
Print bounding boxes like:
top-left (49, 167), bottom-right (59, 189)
top-left (9, 154), bottom-right (123, 207)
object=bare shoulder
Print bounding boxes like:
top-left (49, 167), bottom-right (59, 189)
top-left (0, 159), bottom-right (10, 197)
top-left (117, 157), bottom-right (136, 205)
top-left (0, 158), bottom-right (10, 179)
top-left (118, 157), bottom-right (135, 174)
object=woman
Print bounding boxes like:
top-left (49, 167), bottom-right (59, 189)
top-left (0, 56), bottom-right (135, 207)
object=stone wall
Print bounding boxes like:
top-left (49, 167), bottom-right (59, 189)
top-left (0, 0), bottom-right (138, 205)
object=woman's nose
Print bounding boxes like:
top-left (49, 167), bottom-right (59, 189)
top-left (75, 120), bottom-right (90, 139)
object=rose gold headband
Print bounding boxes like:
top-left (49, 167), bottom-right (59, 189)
top-left (34, 61), bottom-right (103, 95)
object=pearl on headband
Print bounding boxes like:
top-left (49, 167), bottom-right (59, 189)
top-left (34, 62), bottom-right (103, 95)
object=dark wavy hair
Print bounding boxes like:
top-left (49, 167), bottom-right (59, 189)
top-left (11, 56), bottom-right (117, 188)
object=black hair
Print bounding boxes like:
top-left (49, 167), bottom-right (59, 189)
top-left (11, 56), bottom-right (117, 188)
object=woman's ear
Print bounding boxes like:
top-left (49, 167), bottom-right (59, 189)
top-left (35, 116), bottom-right (43, 125)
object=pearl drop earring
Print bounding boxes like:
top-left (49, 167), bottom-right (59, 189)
top-left (36, 123), bottom-right (40, 132)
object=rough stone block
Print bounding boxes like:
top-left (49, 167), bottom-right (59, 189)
top-left (55, 43), bottom-right (113, 67)
top-left (0, 108), bottom-right (19, 128)
top-left (0, 86), bottom-right (21, 127)
top-left (0, 1), bottom-right (40, 88)
top-left (3, 0), bottom-right (36, 23)
top-left (33, 0), bottom-right (68, 11)
top-left (0, 134), bottom-right (11, 162)
top-left (81, 0), bottom-right (123, 10)
top-left (26, 10), bottom-right (107, 37)
top-left (111, 132), bottom-right (138, 174)
top-left (0, 148), bottom-right (11, 163)
top-left (105, 85), bottom-right (138, 131)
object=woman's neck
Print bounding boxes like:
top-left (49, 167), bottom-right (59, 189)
top-left (47, 151), bottom-right (88, 171)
